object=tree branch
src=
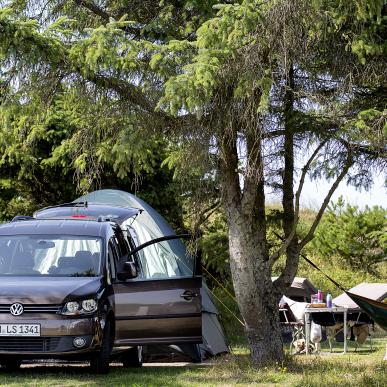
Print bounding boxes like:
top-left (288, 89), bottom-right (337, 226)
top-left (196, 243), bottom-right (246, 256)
top-left (242, 128), bottom-right (268, 259)
top-left (81, 71), bottom-right (155, 113)
top-left (68, 65), bottom-right (183, 130)
top-left (72, 0), bottom-right (110, 21)
top-left (293, 139), bottom-right (328, 229)
top-left (200, 201), bottom-right (221, 225)
top-left (219, 109), bottom-right (242, 215)
top-left (298, 152), bottom-right (354, 249)
top-left (339, 138), bottom-right (387, 158)
top-left (220, 136), bottom-right (242, 210)
top-left (189, 199), bottom-right (221, 233)
top-left (72, 0), bottom-right (147, 38)
top-left (269, 65), bottom-right (296, 267)
top-left (241, 88), bottom-right (264, 215)
top-left (242, 131), bottom-right (263, 213)
top-left (262, 129), bottom-right (286, 139)
top-left (269, 139), bottom-right (328, 266)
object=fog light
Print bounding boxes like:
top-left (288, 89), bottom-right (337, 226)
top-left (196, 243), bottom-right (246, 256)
top-left (73, 337), bottom-right (87, 348)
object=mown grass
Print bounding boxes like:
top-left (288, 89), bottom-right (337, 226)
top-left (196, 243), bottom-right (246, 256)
top-left (0, 337), bottom-right (386, 386)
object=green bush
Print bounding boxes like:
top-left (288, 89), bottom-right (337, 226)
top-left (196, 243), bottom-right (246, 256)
top-left (297, 254), bottom-right (386, 298)
top-left (312, 197), bottom-right (386, 274)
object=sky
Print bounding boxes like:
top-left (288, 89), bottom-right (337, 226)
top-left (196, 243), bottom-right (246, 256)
top-left (267, 173), bottom-right (386, 209)
top-left (299, 173), bottom-right (386, 209)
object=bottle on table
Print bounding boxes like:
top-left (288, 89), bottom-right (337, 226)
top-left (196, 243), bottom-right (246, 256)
top-left (317, 289), bottom-right (323, 303)
top-left (326, 293), bottom-right (332, 308)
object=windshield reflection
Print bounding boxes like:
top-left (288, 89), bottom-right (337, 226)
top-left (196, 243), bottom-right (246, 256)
top-left (0, 235), bottom-right (102, 277)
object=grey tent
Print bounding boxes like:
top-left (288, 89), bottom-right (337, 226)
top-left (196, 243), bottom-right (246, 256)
top-left (333, 283), bottom-right (387, 311)
top-left (332, 283), bottom-right (387, 328)
top-left (272, 276), bottom-right (317, 302)
top-left (76, 189), bottom-right (229, 361)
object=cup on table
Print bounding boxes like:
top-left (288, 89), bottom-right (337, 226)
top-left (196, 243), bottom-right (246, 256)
top-left (311, 294), bottom-right (318, 304)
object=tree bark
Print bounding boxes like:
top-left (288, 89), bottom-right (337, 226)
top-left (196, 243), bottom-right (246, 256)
top-left (227, 212), bottom-right (284, 364)
top-left (220, 129), bottom-right (284, 364)
top-left (275, 65), bottom-right (300, 292)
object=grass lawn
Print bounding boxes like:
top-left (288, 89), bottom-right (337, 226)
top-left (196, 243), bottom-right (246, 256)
top-left (0, 337), bottom-right (386, 386)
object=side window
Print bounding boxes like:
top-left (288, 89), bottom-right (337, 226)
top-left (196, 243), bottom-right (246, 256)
top-left (126, 227), bottom-right (139, 250)
top-left (107, 240), bottom-right (118, 282)
top-left (125, 227), bottom-right (143, 270)
top-left (127, 229), bottom-right (184, 280)
top-left (113, 227), bottom-right (129, 257)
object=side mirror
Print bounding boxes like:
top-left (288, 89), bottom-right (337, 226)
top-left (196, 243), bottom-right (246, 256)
top-left (117, 261), bottom-right (138, 281)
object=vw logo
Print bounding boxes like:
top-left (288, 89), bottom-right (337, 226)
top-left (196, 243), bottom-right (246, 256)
top-left (10, 303), bottom-right (24, 316)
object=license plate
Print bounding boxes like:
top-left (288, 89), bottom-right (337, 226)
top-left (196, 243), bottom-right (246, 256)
top-left (0, 324), bottom-right (41, 337)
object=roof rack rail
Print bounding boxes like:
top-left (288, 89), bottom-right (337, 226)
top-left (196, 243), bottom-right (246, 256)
top-left (12, 216), bottom-right (35, 222)
top-left (73, 201), bottom-right (143, 213)
top-left (34, 201), bottom-right (88, 213)
top-left (53, 201), bottom-right (88, 208)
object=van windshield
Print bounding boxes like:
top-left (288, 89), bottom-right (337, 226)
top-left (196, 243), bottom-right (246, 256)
top-left (0, 235), bottom-right (102, 277)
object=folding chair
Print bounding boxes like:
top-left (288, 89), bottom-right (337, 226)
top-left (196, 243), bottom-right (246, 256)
top-left (279, 305), bottom-right (310, 354)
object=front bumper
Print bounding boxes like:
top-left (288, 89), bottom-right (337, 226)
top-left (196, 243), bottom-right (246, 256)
top-left (0, 314), bottom-right (102, 357)
top-left (0, 335), bottom-right (94, 356)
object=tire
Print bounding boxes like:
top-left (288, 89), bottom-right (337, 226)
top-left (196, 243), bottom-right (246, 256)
top-left (90, 320), bottom-right (112, 374)
top-left (1, 359), bottom-right (22, 372)
top-left (122, 346), bottom-right (143, 368)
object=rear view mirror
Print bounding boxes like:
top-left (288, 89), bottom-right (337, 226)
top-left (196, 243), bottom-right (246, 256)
top-left (117, 261), bottom-right (138, 281)
top-left (36, 240), bottom-right (55, 249)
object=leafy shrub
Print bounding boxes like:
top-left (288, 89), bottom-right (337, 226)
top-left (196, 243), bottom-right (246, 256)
top-left (312, 197), bottom-right (386, 274)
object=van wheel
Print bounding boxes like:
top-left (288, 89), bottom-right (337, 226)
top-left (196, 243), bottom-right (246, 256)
top-left (2, 360), bottom-right (22, 371)
top-left (122, 346), bottom-right (143, 368)
top-left (90, 320), bottom-right (112, 374)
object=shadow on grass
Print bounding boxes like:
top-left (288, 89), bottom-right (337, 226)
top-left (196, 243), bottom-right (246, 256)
top-left (2, 364), bottom-right (203, 387)
top-left (0, 364), bottom-right (287, 386)
top-left (0, 337), bottom-right (386, 386)
top-left (0, 357), bottom-right (385, 387)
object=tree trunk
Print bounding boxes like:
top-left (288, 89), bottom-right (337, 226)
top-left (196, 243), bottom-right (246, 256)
top-left (227, 211), bottom-right (284, 364)
top-left (219, 121), bottom-right (284, 364)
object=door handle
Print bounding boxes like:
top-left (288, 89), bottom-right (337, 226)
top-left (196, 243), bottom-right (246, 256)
top-left (180, 290), bottom-right (198, 300)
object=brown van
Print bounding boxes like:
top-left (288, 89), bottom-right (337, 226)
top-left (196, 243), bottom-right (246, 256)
top-left (0, 207), bottom-right (202, 373)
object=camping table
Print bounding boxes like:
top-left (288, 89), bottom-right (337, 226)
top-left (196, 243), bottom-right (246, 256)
top-left (304, 306), bottom-right (348, 355)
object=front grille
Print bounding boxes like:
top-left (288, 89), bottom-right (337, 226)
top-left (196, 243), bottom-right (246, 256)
top-left (0, 337), bottom-right (61, 352)
top-left (0, 305), bottom-right (60, 313)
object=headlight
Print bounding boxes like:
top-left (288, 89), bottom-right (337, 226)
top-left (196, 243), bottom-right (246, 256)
top-left (66, 301), bottom-right (80, 314)
top-left (82, 299), bottom-right (97, 312)
top-left (62, 299), bottom-right (97, 315)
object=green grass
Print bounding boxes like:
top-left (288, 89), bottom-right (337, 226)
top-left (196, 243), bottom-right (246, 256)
top-left (0, 337), bottom-right (386, 386)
